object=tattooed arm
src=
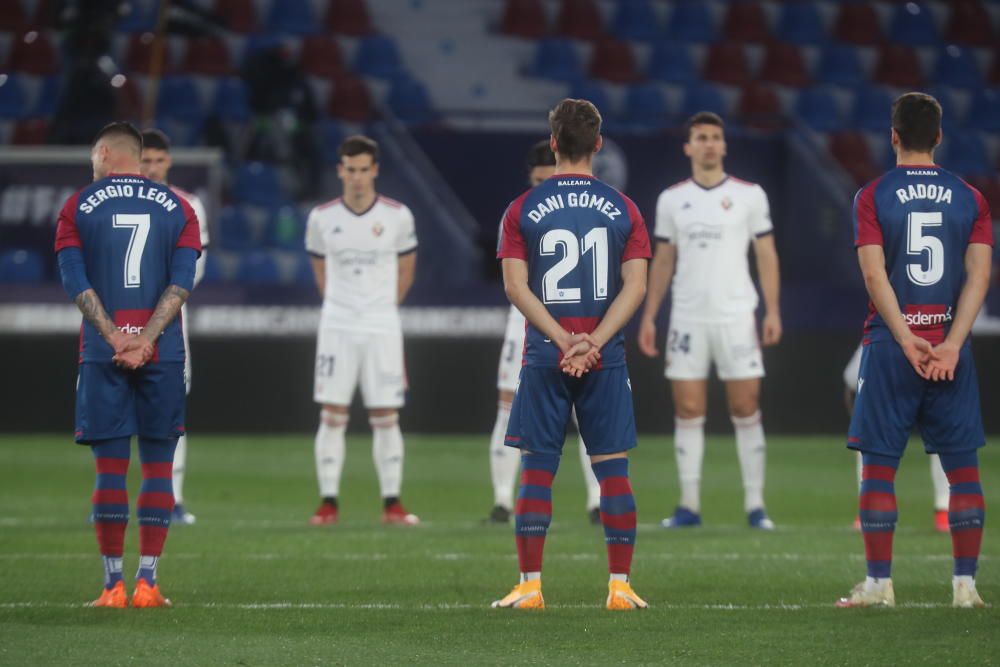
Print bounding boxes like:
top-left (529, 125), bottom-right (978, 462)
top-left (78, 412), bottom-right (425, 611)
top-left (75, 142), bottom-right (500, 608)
top-left (74, 289), bottom-right (130, 354)
top-left (113, 284), bottom-right (190, 369)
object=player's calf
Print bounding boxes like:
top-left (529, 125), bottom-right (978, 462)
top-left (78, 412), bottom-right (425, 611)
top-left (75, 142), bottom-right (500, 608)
top-left (940, 450), bottom-right (986, 608)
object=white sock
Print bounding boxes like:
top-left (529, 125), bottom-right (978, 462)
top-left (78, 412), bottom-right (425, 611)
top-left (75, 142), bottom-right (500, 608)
top-left (315, 411), bottom-right (348, 497)
top-left (953, 575), bottom-right (976, 590)
top-left (733, 411), bottom-right (766, 512)
top-left (578, 432), bottom-right (600, 511)
top-left (520, 572), bottom-right (541, 583)
top-left (674, 416), bottom-right (706, 513)
top-left (172, 433), bottom-right (188, 504)
top-left (489, 401), bottom-right (519, 509)
top-left (865, 576), bottom-right (890, 590)
top-left (929, 454), bottom-right (949, 511)
top-left (371, 414), bottom-right (404, 498)
top-left (609, 573), bottom-right (628, 583)
top-left (856, 450), bottom-right (863, 490)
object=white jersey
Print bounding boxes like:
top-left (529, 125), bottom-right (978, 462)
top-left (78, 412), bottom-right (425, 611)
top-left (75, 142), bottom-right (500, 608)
top-left (305, 195), bottom-right (417, 333)
top-left (655, 175), bottom-right (772, 323)
top-left (169, 186), bottom-right (209, 392)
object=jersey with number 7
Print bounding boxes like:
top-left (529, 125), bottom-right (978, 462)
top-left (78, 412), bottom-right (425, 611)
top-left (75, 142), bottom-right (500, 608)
top-left (853, 165), bottom-right (993, 345)
top-left (54, 174), bottom-right (203, 362)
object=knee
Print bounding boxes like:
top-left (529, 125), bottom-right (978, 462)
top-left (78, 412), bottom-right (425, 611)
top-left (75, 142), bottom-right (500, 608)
top-left (729, 399), bottom-right (759, 420)
top-left (674, 400), bottom-right (705, 420)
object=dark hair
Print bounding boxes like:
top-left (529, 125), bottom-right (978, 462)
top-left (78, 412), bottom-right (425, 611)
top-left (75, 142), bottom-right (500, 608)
top-left (141, 129), bottom-right (171, 152)
top-left (338, 135), bottom-right (379, 163)
top-left (548, 98), bottom-right (602, 162)
top-left (526, 139), bottom-right (556, 171)
top-left (684, 111), bottom-right (724, 140)
top-left (891, 92), bottom-right (942, 153)
top-left (92, 121), bottom-right (143, 155)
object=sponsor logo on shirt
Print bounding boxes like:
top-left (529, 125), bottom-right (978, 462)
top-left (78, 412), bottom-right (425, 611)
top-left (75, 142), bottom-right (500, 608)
top-left (687, 223), bottom-right (723, 248)
top-left (720, 196), bottom-right (733, 211)
top-left (372, 222), bottom-right (384, 237)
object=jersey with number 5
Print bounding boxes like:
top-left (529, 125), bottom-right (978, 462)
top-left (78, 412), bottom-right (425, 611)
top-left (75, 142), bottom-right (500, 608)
top-left (497, 173), bottom-right (651, 369)
top-left (54, 173), bottom-right (203, 362)
top-left (853, 165), bottom-right (993, 345)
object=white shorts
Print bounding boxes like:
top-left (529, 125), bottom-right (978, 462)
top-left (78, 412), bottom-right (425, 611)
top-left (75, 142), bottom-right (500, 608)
top-left (664, 315), bottom-right (764, 381)
top-left (314, 327), bottom-right (407, 408)
top-left (843, 343), bottom-right (863, 392)
top-left (497, 308), bottom-right (526, 393)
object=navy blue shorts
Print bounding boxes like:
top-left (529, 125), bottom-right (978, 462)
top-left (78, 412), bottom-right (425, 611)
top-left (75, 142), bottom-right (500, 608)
top-left (75, 362), bottom-right (186, 444)
top-left (505, 364), bottom-right (638, 457)
top-left (848, 340), bottom-right (985, 457)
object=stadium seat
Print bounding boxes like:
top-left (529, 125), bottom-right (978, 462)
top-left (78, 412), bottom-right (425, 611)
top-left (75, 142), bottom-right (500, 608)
top-left (946, 0), bottom-right (994, 47)
top-left (298, 36), bottom-right (345, 80)
top-left (873, 44), bottom-right (924, 88)
top-left (153, 117), bottom-right (202, 147)
top-left (180, 38), bottom-right (234, 76)
top-left (646, 42), bottom-right (696, 84)
top-left (965, 176), bottom-right (1000, 219)
top-left (213, 0), bottom-right (258, 33)
top-left (236, 251), bottom-right (282, 285)
top-left (218, 206), bottom-right (255, 250)
top-left (529, 38), bottom-right (582, 83)
top-left (620, 84), bottom-right (668, 131)
top-left (241, 33), bottom-right (285, 66)
top-left (126, 32), bottom-right (173, 76)
top-left (317, 119), bottom-right (345, 164)
top-left (829, 131), bottom-right (879, 186)
top-left (325, 0), bottom-right (375, 36)
top-left (0, 74), bottom-right (28, 119)
top-left (0, 248), bottom-right (44, 283)
top-left (664, 0), bottom-right (716, 43)
top-left (681, 82), bottom-right (726, 118)
top-left (568, 80), bottom-right (612, 117)
top-left (554, 0), bottom-right (605, 41)
top-left (738, 84), bottom-right (783, 130)
top-left (759, 43), bottom-right (810, 88)
top-left (354, 34), bottom-right (404, 79)
top-left (266, 205), bottom-right (306, 249)
top-left (722, 2), bottom-right (770, 43)
top-left (114, 76), bottom-right (144, 121)
top-left (11, 118), bottom-right (48, 144)
top-left (117, 0), bottom-right (159, 33)
top-left (702, 43), bottom-right (751, 86)
top-left (588, 37), bottom-right (641, 84)
top-left (939, 130), bottom-right (992, 177)
top-left (293, 252), bottom-right (316, 286)
top-left (832, 4), bottom-right (882, 45)
top-left (499, 0), bottom-right (548, 39)
top-left (794, 87), bottom-right (843, 132)
top-left (965, 88), bottom-right (1000, 132)
top-left (8, 31), bottom-right (58, 76)
top-left (774, 2), bottom-right (826, 45)
top-left (265, 0), bottom-right (318, 35)
top-left (327, 74), bottom-right (372, 122)
top-left (612, 0), bottom-right (661, 42)
top-left (211, 77), bottom-right (250, 121)
top-left (387, 75), bottom-right (436, 125)
top-left (32, 75), bottom-right (61, 116)
top-left (233, 163), bottom-right (287, 208)
top-left (850, 85), bottom-right (893, 132)
top-left (888, 1), bottom-right (939, 46)
top-left (932, 46), bottom-right (982, 89)
top-left (815, 44), bottom-right (865, 87)
top-left (155, 76), bottom-right (204, 123)
top-left (924, 85), bottom-right (959, 129)
top-left (200, 251), bottom-right (225, 284)
top-left (0, 0), bottom-right (28, 31)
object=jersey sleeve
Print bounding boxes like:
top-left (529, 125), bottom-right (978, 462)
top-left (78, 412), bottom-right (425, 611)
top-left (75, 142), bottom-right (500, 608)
top-left (396, 205), bottom-right (418, 255)
top-left (853, 180), bottom-right (883, 247)
top-left (622, 196), bottom-right (652, 261)
top-left (176, 197), bottom-right (204, 254)
top-left (748, 185), bottom-right (774, 237)
top-left (53, 192), bottom-right (82, 252)
top-left (969, 187), bottom-right (994, 247)
top-left (305, 207), bottom-right (325, 257)
top-left (496, 195), bottom-right (528, 261)
top-left (653, 190), bottom-right (675, 243)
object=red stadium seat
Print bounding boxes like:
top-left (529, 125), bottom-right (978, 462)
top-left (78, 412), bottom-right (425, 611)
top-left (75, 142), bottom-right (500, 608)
top-left (298, 36), bottom-right (345, 80)
top-left (965, 176), bottom-right (1000, 218)
top-left (702, 43), bottom-right (751, 86)
top-left (114, 77), bottom-right (145, 122)
top-left (946, 0), bottom-right (994, 46)
top-left (8, 31), bottom-right (58, 76)
top-left (738, 84), bottom-right (784, 130)
top-left (325, 0), bottom-right (375, 36)
top-left (555, 0), bottom-right (604, 41)
top-left (722, 2), bottom-right (770, 43)
top-left (759, 43), bottom-right (810, 88)
top-left (499, 0), bottom-right (548, 39)
top-left (33, 0), bottom-right (58, 28)
top-left (214, 0), bottom-right (258, 33)
top-left (873, 44), bottom-right (925, 88)
top-left (11, 118), bottom-right (49, 145)
top-left (327, 75), bottom-right (372, 121)
top-left (829, 131), bottom-right (880, 186)
top-left (588, 37), bottom-right (640, 84)
top-left (833, 4), bottom-right (883, 45)
top-left (126, 33), bottom-right (173, 76)
top-left (0, 0), bottom-right (28, 31)
top-left (180, 38), bottom-right (234, 76)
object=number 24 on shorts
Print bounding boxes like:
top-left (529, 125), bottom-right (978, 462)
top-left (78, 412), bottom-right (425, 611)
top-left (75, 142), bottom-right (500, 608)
top-left (668, 330), bottom-right (690, 354)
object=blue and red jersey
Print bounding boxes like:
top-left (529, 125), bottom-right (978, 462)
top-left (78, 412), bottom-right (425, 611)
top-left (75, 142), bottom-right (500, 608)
top-left (497, 173), bottom-right (651, 368)
top-left (54, 173), bottom-right (202, 363)
top-left (853, 165), bottom-right (993, 344)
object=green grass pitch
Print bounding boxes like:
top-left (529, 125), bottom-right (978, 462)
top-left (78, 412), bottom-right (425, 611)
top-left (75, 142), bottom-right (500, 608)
top-left (0, 433), bottom-right (997, 666)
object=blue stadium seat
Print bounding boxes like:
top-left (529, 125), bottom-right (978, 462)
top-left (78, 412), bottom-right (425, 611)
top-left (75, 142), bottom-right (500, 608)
top-left (815, 44), bottom-right (865, 87)
top-left (318, 119), bottom-right (345, 164)
top-left (612, 0), bottom-right (662, 42)
top-left (293, 253), bottom-right (316, 286)
top-left (932, 46), bottom-right (982, 89)
top-left (200, 252), bottom-right (225, 284)
top-left (888, 1), bottom-right (939, 46)
top-left (155, 76), bottom-right (204, 123)
top-left (219, 206), bottom-right (255, 251)
top-left (620, 84), bottom-right (669, 131)
top-left (646, 42), bottom-right (696, 84)
top-left (234, 162), bottom-right (287, 208)
top-left (924, 85), bottom-right (959, 130)
top-left (264, 0), bottom-right (318, 35)
top-left (849, 85), bottom-right (893, 132)
top-left (569, 80), bottom-right (612, 117)
top-left (939, 130), bottom-right (993, 177)
top-left (266, 205), bottom-right (306, 249)
top-left (965, 88), bottom-right (1000, 132)
top-left (117, 0), bottom-right (159, 33)
top-left (529, 39), bottom-right (582, 82)
top-left (33, 75), bottom-right (62, 116)
top-left (236, 251), bottom-right (282, 285)
top-left (241, 33), bottom-right (286, 66)
top-left (664, 0), bottom-right (716, 43)
top-left (353, 35), bottom-right (404, 79)
top-left (0, 74), bottom-right (28, 119)
top-left (153, 117), bottom-right (202, 147)
top-left (0, 248), bottom-right (44, 282)
top-left (774, 2), bottom-right (826, 45)
top-left (681, 82), bottom-right (726, 118)
top-left (794, 87), bottom-right (843, 132)
top-left (212, 77), bottom-right (250, 121)
top-left (386, 75), bottom-right (436, 125)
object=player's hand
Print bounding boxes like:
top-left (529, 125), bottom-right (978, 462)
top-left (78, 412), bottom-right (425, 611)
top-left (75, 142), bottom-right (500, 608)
top-left (106, 330), bottom-right (132, 356)
top-left (762, 312), bottom-right (782, 346)
top-left (638, 318), bottom-right (658, 357)
top-left (899, 334), bottom-right (935, 379)
top-left (560, 333), bottom-right (601, 377)
top-left (113, 337), bottom-right (154, 370)
top-left (925, 340), bottom-right (960, 382)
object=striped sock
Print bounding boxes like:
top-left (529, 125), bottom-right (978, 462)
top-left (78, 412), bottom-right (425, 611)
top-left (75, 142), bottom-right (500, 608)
top-left (136, 437), bottom-right (177, 585)
top-left (859, 453), bottom-right (899, 579)
top-left (939, 451), bottom-right (985, 578)
top-left (591, 457), bottom-right (636, 576)
top-left (91, 438), bottom-right (131, 590)
top-left (515, 452), bottom-right (560, 575)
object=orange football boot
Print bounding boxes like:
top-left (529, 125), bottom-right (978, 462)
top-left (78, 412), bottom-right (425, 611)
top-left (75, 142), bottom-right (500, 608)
top-left (131, 579), bottom-right (172, 608)
top-left (89, 581), bottom-right (127, 608)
